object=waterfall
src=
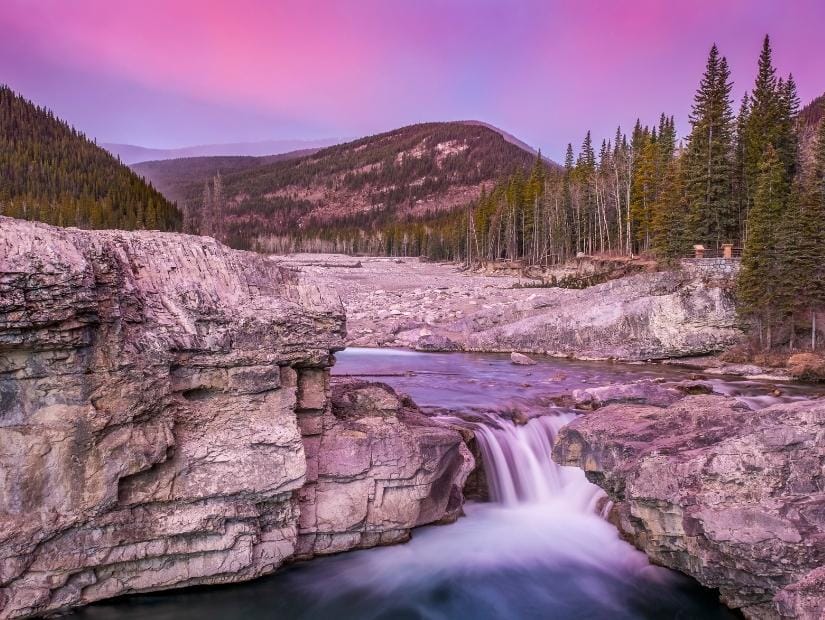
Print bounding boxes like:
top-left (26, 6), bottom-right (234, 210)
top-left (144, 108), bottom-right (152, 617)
top-left (441, 410), bottom-right (608, 515)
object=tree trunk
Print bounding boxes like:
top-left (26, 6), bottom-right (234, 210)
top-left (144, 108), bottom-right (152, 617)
top-left (813, 310), bottom-right (818, 351)
top-left (789, 315), bottom-right (795, 351)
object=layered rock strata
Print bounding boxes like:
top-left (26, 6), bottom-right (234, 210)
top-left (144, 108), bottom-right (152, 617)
top-left (0, 218), bottom-right (473, 618)
top-left (553, 395), bottom-right (825, 619)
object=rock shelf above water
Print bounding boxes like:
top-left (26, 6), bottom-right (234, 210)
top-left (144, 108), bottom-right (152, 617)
top-left (553, 394), bottom-right (825, 619)
top-left (276, 254), bottom-right (744, 361)
top-left (0, 219), bottom-right (473, 618)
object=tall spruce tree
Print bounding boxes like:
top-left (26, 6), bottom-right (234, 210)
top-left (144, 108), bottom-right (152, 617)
top-left (630, 124), bottom-right (656, 252)
top-left (737, 145), bottom-right (788, 348)
top-left (741, 35), bottom-right (782, 220)
top-left (685, 44), bottom-right (735, 249)
top-left (733, 94), bottom-right (750, 238)
top-left (777, 75), bottom-right (801, 176)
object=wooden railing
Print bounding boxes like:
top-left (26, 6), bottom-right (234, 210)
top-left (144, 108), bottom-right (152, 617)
top-left (688, 245), bottom-right (743, 259)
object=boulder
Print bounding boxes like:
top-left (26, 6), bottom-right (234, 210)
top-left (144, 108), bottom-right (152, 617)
top-left (510, 352), bottom-right (537, 365)
top-left (553, 395), bottom-right (825, 619)
top-left (296, 379), bottom-right (474, 558)
top-left (572, 380), bottom-right (683, 409)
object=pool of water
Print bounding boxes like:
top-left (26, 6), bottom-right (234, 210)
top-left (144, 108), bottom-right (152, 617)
top-left (71, 348), bottom-right (809, 620)
top-left (333, 347), bottom-right (814, 412)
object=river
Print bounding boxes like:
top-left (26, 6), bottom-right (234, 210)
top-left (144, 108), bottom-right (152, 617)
top-left (73, 348), bottom-right (814, 620)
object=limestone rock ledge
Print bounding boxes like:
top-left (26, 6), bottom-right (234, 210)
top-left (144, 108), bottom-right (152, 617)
top-left (387, 270), bottom-right (743, 360)
top-left (0, 218), bottom-right (473, 618)
top-left (552, 395), bottom-right (825, 619)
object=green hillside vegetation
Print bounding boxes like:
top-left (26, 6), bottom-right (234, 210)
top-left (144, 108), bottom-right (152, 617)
top-left (160, 122), bottom-right (540, 249)
top-left (0, 85), bottom-right (180, 230)
top-left (131, 148), bottom-right (321, 205)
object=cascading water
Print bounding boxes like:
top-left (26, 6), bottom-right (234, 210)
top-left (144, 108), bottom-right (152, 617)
top-left (74, 349), bottom-right (746, 620)
top-left (441, 410), bottom-right (607, 514)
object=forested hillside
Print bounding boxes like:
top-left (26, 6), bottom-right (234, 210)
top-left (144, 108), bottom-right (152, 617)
top-left (161, 122), bottom-right (541, 249)
top-left (132, 148), bottom-right (321, 206)
top-left (379, 37), bottom-right (823, 352)
top-left (0, 86), bottom-right (180, 230)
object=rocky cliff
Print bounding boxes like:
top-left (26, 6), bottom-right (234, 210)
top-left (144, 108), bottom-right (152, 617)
top-left (0, 217), bottom-right (473, 618)
top-left (553, 395), bottom-right (825, 619)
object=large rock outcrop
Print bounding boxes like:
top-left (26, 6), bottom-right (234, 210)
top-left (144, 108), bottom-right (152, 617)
top-left (299, 254), bottom-right (742, 361)
top-left (0, 218), bottom-right (473, 618)
top-left (553, 395), bottom-right (825, 619)
top-left (452, 271), bottom-right (742, 360)
top-left (296, 378), bottom-right (473, 558)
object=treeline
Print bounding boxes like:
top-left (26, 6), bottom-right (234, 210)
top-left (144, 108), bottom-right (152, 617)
top-left (0, 85), bottom-right (180, 230)
top-left (329, 38), bottom-right (813, 263)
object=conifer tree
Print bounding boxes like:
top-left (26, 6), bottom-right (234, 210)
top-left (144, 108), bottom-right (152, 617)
top-left (630, 126), bottom-right (656, 251)
top-left (651, 158), bottom-right (689, 260)
top-left (777, 75), bottom-right (801, 175)
top-left (685, 44), bottom-right (735, 249)
top-left (737, 145), bottom-right (788, 348)
top-left (741, 35), bottom-right (782, 218)
top-left (733, 94), bottom-right (750, 237)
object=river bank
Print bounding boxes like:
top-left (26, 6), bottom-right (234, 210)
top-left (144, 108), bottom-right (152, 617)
top-left (274, 253), bottom-right (742, 361)
top-left (65, 348), bottom-right (825, 620)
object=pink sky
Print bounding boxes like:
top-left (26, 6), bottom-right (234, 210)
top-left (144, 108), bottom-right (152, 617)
top-left (3, 0), bottom-right (824, 160)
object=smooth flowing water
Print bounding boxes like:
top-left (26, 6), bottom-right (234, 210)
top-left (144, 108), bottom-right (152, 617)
top-left (74, 348), bottom-right (814, 620)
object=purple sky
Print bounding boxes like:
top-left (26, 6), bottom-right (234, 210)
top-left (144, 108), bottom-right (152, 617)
top-left (3, 0), bottom-right (824, 160)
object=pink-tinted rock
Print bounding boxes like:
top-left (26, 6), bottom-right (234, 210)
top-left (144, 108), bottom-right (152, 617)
top-left (553, 395), bottom-right (825, 619)
top-left (295, 378), bottom-right (474, 558)
top-left (0, 218), bottom-right (473, 619)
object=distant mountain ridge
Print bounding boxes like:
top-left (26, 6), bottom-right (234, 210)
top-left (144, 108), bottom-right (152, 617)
top-left (458, 120), bottom-right (557, 166)
top-left (141, 121), bottom-right (549, 250)
top-left (132, 148), bottom-right (322, 206)
top-left (104, 138), bottom-right (344, 164)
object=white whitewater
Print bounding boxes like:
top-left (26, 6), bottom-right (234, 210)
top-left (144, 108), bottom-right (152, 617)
top-left (460, 411), bottom-right (606, 513)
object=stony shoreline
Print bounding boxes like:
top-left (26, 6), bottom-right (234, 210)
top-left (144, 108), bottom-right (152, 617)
top-left (274, 253), bottom-right (744, 362)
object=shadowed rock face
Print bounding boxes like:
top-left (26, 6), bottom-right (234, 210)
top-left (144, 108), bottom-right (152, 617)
top-left (296, 378), bottom-right (474, 558)
top-left (553, 395), bottom-right (825, 619)
top-left (0, 218), bottom-right (473, 619)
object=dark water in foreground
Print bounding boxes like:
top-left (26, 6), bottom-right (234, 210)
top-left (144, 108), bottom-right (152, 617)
top-left (70, 348), bottom-right (811, 620)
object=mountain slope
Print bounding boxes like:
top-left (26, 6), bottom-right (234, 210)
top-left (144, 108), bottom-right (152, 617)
top-left (798, 92), bottom-right (824, 173)
top-left (105, 138), bottom-right (342, 165)
top-left (161, 121), bottom-right (544, 249)
top-left (132, 148), bottom-right (322, 205)
top-left (0, 85), bottom-right (180, 230)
